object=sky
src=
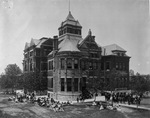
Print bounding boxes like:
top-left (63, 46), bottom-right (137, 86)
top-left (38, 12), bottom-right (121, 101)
top-left (0, 0), bottom-right (149, 75)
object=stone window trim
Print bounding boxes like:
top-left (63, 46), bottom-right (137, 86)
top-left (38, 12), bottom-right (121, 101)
top-left (48, 60), bottom-right (53, 70)
top-left (60, 78), bottom-right (65, 91)
top-left (60, 58), bottom-right (65, 69)
top-left (67, 58), bottom-right (72, 69)
top-left (66, 78), bottom-right (72, 92)
top-left (74, 59), bottom-right (79, 69)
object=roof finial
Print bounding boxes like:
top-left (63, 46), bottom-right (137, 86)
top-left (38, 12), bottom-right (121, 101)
top-left (88, 29), bottom-right (92, 35)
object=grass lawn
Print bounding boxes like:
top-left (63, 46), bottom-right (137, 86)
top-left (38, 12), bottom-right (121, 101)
top-left (0, 94), bottom-right (149, 118)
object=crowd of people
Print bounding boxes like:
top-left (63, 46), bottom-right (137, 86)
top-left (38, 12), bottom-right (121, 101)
top-left (7, 91), bottom-right (143, 113)
top-left (8, 92), bottom-right (72, 112)
top-left (36, 97), bottom-right (71, 112)
top-left (104, 92), bottom-right (142, 106)
top-left (8, 92), bottom-right (35, 103)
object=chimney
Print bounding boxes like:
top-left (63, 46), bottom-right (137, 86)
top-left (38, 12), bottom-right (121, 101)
top-left (53, 36), bottom-right (58, 51)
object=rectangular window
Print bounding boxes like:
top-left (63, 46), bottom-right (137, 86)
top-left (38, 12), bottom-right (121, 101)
top-left (30, 59), bottom-right (32, 71)
top-left (101, 62), bottom-right (104, 70)
top-left (123, 63), bottom-right (125, 70)
top-left (48, 78), bottom-right (53, 88)
top-left (121, 53), bottom-right (124, 56)
top-left (74, 78), bottom-right (78, 92)
top-left (74, 59), bottom-right (78, 69)
top-left (61, 58), bottom-right (65, 69)
top-left (30, 63), bottom-right (32, 71)
top-left (67, 78), bottom-right (72, 91)
top-left (61, 78), bottom-right (65, 91)
top-left (51, 78), bottom-right (53, 88)
top-left (67, 58), bottom-right (72, 69)
top-left (36, 50), bottom-right (40, 56)
top-left (117, 53), bottom-right (120, 56)
top-left (48, 61), bottom-right (53, 70)
top-left (89, 62), bottom-right (92, 70)
top-left (81, 61), bottom-right (85, 70)
top-left (30, 51), bottom-right (33, 56)
top-left (106, 62), bottom-right (110, 70)
top-left (116, 63), bottom-right (119, 70)
top-left (48, 61), bottom-right (50, 70)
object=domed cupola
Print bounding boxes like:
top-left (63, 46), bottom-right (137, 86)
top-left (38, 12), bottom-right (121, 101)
top-left (58, 11), bottom-right (82, 37)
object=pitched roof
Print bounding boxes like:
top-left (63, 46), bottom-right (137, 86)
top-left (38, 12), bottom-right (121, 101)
top-left (30, 38), bottom-right (40, 46)
top-left (36, 38), bottom-right (48, 48)
top-left (66, 11), bottom-right (75, 21)
top-left (25, 37), bottom-right (50, 50)
top-left (78, 29), bottom-right (99, 48)
top-left (24, 42), bottom-right (30, 50)
top-left (101, 44), bottom-right (127, 56)
top-left (58, 35), bottom-right (81, 52)
top-left (60, 12), bottom-right (82, 27)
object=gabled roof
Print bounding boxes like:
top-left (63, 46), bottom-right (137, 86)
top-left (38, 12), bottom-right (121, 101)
top-left (79, 29), bottom-right (92, 45)
top-left (78, 29), bottom-right (99, 49)
top-left (30, 38), bottom-right (40, 47)
top-left (24, 37), bottom-right (50, 50)
top-left (58, 35), bottom-right (81, 52)
top-left (24, 42), bottom-right (30, 50)
top-left (101, 44), bottom-right (127, 56)
top-left (36, 38), bottom-right (48, 48)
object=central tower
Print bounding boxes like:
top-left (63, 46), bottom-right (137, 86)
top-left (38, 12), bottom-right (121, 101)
top-left (58, 11), bottom-right (82, 40)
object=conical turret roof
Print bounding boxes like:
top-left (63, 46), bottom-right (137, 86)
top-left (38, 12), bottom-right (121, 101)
top-left (66, 11), bottom-right (75, 21)
top-left (60, 11), bottom-right (82, 27)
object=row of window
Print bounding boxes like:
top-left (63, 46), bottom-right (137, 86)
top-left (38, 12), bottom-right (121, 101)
top-left (24, 49), bottom-right (51, 58)
top-left (101, 62), bottom-right (127, 71)
top-left (48, 58), bottom-right (99, 70)
top-left (61, 78), bottom-right (79, 92)
top-left (116, 62), bottom-right (127, 70)
top-left (48, 78), bottom-right (79, 92)
top-left (101, 77), bottom-right (128, 88)
top-left (117, 53), bottom-right (125, 56)
top-left (59, 28), bottom-right (81, 36)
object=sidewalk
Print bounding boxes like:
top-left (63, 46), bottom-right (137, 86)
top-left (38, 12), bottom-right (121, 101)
top-left (83, 96), bottom-right (150, 111)
top-left (118, 103), bottom-right (150, 110)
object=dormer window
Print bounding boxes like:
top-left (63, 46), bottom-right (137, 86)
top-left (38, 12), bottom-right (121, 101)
top-left (121, 53), bottom-right (124, 56)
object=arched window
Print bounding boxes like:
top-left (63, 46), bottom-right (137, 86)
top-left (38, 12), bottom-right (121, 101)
top-left (74, 59), bottom-right (78, 69)
top-left (67, 58), bottom-right (72, 69)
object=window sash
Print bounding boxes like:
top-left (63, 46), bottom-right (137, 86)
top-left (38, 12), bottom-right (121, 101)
top-left (61, 78), bottom-right (65, 91)
top-left (74, 59), bottom-right (78, 69)
top-left (74, 78), bottom-right (78, 92)
top-left (67, 78), bottom-right (72, 91)
top-left (61, 58), bottom-right (65, 69)
top-left (67, 58), bottom-right (72, 69)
